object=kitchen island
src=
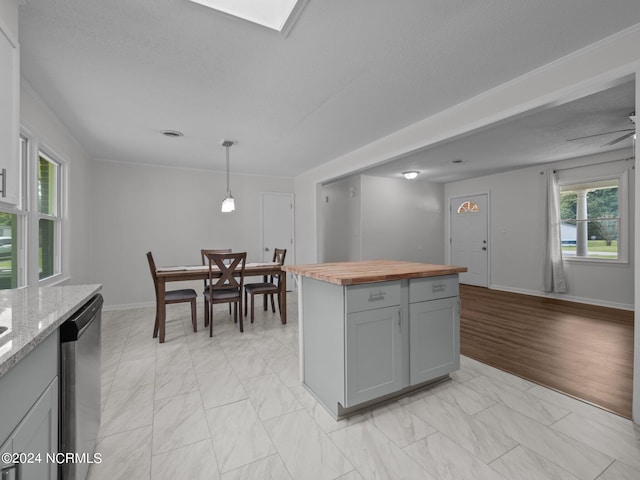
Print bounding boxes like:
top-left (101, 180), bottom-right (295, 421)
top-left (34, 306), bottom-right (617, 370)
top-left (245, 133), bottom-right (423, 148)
top-left (282, 260), bottom-right (466, 419)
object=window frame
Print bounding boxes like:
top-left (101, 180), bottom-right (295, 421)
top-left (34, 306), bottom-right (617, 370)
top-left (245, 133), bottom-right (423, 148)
top-left (0, 135), bottom-right (28, 288)
top-left (34, 149), bottom-right (64, 284)
top-left (558, 169), bottom-right (629, 265)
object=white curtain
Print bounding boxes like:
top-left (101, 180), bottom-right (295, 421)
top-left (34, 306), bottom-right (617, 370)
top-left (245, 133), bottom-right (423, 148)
top-left (543, 170), bottom-right (567, 293)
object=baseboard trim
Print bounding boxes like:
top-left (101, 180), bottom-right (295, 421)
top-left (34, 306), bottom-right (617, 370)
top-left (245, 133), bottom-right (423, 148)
top-left (488, 284), bottom-right (634, 311)
top-left (103, 301), bottom-right (155, 312)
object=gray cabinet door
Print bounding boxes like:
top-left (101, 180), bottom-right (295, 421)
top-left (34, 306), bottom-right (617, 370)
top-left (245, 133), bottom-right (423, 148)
top-left (1, 436), bottom-right (16, 480)
top-left (409, 297), bottom-right (459, 385)
top-left (12, 378), bottom-right (58, 480)
top-left (345, 306), bottom-right (403, 406)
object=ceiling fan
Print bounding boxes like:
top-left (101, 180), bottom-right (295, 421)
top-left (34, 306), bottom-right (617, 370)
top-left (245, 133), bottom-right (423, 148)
top-left (567, 111), bottom-right (636, 147)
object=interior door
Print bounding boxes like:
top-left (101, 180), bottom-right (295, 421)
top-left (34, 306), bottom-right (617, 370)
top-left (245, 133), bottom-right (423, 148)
top-left (262, 192), bottom-right (294, 288)
top-left (450, 194), bottom-right (488, 287)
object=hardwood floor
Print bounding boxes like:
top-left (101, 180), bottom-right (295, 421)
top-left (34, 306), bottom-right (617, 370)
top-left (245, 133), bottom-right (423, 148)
top-left (459, 285), bottom-right (634, 419)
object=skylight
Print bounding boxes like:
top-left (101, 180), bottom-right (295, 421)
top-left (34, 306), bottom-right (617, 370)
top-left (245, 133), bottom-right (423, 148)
top-left (189, 0), bottom-right (308, 34)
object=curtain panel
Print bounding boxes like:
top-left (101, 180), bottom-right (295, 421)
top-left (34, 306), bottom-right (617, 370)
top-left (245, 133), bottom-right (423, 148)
top-left (543, 170), bottom-right (567, 293)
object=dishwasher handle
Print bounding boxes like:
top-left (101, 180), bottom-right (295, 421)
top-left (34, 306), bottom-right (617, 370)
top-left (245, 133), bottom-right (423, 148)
top-left (60, 294), bottom-right (103, 343)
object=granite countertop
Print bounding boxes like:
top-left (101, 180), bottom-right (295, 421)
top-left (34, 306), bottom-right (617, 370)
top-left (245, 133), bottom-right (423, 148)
top-left (282, 260), bottom-right (467, 286)
top-left (0, 284), bottom-right (102, 378)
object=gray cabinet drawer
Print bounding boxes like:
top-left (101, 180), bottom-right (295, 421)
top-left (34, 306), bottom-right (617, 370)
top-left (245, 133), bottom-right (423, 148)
top-left (409, 275), bottom-right (459, 303)
top-left (346, 281), bottom-right (401, 313)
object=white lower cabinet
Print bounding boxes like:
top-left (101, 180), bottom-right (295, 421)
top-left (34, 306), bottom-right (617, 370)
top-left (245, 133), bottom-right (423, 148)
top-left (409, 297), bottom-right (459, 385)
top-left (1, 436), bottom-right (16, 479)
top-left (0, 333), bottom-right (59, 480)
top-left (10, 378), bottom-right (59, 480)
top-left (345, 306), bottom-right (403, 406)
top-left (301, 275), bottom-right (461, 418)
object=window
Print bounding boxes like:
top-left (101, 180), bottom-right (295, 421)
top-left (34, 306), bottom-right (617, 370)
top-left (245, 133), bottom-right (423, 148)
top-left (188, 0), bottom-right (308, 32)
top-left (559, 170), bottom-right (628, 262)
top-left (0, 132), bottom-right (66, 290)
top-left (457, 201), bottom-right (479, 214)
top-left (37, 152), bottom-right (61, 280)
top-left (0, 136), bottom-right (27, 289)
top-left (0, 212), bottom-right (19, 289)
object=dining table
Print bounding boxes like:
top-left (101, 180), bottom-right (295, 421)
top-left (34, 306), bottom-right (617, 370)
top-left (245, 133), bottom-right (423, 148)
top-left (154, 261), bottom-right (286, 343)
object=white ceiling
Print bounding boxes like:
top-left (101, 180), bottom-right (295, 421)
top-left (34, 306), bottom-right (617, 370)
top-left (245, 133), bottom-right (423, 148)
top-left (17, 1), bottom-right (640, 179)
top-left (361, 79), bottom-right (636, 183)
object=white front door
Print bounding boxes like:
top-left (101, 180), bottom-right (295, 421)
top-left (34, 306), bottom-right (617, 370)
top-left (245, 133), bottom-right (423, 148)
top-left (450, 194), bottom-right (488, 287)
top-left (262, 192), bottom-right (294, 288)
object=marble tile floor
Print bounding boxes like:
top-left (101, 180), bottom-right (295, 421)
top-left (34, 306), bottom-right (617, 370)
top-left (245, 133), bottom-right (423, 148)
top-left (88, 297), bottom-right (640, 480)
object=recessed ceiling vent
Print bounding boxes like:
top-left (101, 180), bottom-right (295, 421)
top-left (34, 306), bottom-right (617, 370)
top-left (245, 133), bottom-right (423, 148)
top-left (162, 130), bottom-right (184, 138)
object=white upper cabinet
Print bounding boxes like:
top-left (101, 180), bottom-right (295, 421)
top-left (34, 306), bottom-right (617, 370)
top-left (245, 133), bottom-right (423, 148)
top-left (0, 12), bottom-right (19, 207)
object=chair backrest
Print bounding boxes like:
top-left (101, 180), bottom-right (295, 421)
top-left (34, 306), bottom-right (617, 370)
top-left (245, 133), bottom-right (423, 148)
top-left (146, 251), bottom-right (159, 297)
top-left (201, 248), bottom-right (232, 266)
top-left (273, 248), bottom-right (287, 265)
top-left (270, 248), bottom-right (287, 284)
top-left (201, 249), bottom-right (232, 288)
top-left (206, 251), bottom-right (246, 291)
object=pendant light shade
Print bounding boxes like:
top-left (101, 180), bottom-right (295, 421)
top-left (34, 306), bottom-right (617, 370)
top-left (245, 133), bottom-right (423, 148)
top-left (221, 140), bottom-right (235, 212)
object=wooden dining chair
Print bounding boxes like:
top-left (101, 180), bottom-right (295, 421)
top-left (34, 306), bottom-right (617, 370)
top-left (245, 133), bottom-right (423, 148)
top-left (244, 248), bottom-right (287, 324)
top-left (146, 251), bottom-right (198, 338)
top-left (201, 248), bottom-right (232, 328)
top-left (203, 251), bottom-right (247, 336)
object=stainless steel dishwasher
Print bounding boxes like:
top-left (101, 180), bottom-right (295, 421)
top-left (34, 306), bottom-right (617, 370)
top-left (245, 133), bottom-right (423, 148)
top-left (59, 294), bottom-right (103, 480)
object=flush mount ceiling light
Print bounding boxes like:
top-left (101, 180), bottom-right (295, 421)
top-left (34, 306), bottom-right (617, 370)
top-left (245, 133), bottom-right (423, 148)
top-left (221, 140), bottom-right (235, 213)
top-left (188, 0), bottom-right (309, 34)
top-left (402, 171), bottom-right (419, 180)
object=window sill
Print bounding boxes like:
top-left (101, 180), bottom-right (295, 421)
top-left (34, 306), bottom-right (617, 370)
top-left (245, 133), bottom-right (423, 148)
top-left (38, 274), bottom-right (70, 287)
top-left (562, 256), bottom-right (629, 266)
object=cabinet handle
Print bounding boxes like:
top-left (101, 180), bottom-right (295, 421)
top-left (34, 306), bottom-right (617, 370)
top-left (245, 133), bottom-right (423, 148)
top-left (368, 291), bottom-right (386, 302)
top-left (397, 309), bottom-right (402, 330)
top-left (0, 168), bottom-right (6, 198)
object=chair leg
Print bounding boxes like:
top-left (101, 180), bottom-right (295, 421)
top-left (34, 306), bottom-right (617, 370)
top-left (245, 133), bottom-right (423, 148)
top-left (153, 310), bottom-right (159, 338)
top-left (250, 293), bottom-right (255, 323)
top-left (244, 289), bottom-right (248, 317)
top-left (277, 291), bottom-right (282, 315)
top-left (204, 298), bottom-right (209, 328)
top-left (228, 303), bottom-right (232, 315)
top-left (191, 299), bottom-right (197, 332)
top-left (238, 299), bottom-right (244, 332)
top-left (209, 301), bottom-right (214, 337)
top-left (270, 293), bottom-right (276, 313)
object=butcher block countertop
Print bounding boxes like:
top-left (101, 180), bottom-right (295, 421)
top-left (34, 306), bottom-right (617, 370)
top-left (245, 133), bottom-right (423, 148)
top-left (282, 260), bottom-right (467, 286)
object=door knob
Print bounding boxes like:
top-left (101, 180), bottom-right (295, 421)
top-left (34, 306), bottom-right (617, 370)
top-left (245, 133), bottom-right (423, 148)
top-left (264, 247), bottom-right (270, 252)
top-left (482, 247), bottom-right (487, 251)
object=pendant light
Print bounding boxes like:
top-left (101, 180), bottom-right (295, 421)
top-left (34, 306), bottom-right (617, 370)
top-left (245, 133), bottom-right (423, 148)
top-left (221, 140), bottom-right (235, 213)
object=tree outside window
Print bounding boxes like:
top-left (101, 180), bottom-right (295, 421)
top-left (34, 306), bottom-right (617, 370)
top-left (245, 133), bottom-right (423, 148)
top-left (38, 153), bottom-right (60, 280)
top-left (560, 179), bottom-right (619, 260)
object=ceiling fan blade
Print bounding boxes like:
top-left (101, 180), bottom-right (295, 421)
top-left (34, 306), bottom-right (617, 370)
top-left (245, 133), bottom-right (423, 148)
top-left (567, 128), bottom-right (634, 142)
top-left (601, 131), bottom-right (635, 147)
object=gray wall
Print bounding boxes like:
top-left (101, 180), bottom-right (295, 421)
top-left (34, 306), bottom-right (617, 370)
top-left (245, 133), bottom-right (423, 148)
top-left (320, 177), bottom-right (359, 262)
top-left (90, 160), bottom-right (294, 308)
top-left (361, 176), bottom-right (444, 263)
top-left (321, 174), bottom-right (444, 264)
top-left (444, 150), bottom-right (635, 309)
top-left (21, 82), bottom-right (94, 286)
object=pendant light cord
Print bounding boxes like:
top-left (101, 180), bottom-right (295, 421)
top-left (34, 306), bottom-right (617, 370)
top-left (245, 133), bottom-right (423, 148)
top-left (226, 145), bottom-right (230, 194)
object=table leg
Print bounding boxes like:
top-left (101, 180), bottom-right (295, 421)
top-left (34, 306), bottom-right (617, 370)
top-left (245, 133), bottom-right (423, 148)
top-left (158, 278), bottom-right (166, 343)
top-left (280, 272), bottom-right (287, 324)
